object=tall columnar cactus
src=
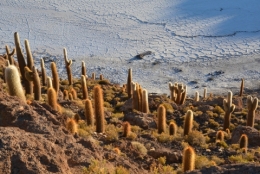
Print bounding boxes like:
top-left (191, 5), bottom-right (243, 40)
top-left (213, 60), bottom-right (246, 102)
top-left (5, 45), bottom-right (15, 65)
top-left (246, 95), bottom-right (258, 127)
top-left (169, 122), bottom-right (177, 136)
top-left (5, 64), bottom-right (26, 102)
top-left (184, 110), bottom-right (193, 136)
top-left (194, 91), bottom-right (199, 102)
top-left (50, 62), bottom-right (59, 93)
top-left (203, 88), bottom-right (207, 99)
top-left (216, 130), bottom-right (224, 142)
top-left (176, 83), bottom-right (184, 104)
top-left (132, 82), bottom-right (139, 110)
top-left (40, 58), bottom-right (47, 86)
top-left (47, 86), bottom-right (58, 111)
top-left (81, 61), bottom-right (86, 77)
top-left (81, 75), bottom-right (88, 100)
top-left (240, 79), bottom-right (244, 97)
top-left (63, 48), bottom-right (73, 85)
top-left (94, 85), bottom-right (105, 133)
top-left (127, 68), bottom-right (132, 99)
top-left (157, 105), bottom-right (166, 134)
top-left (25, 39), bottom-right (34, 70)
top-left (32, 66), bottom-right (41, 100)
top-left (138, 86), bottom-right (142, 111)
top-left (180, 85), bottom-right (187, 105)
top-left (142, 89), bottom-right (149, 113)
top-left (239, 134), bottom-right (248, 153)
top-left (92, 72), bottom-right (95, 80)
top-left (14, 32), bottom-right (32, 95)
top-left (223, 91), bottom-right (236, 130)
top-left (123, 121), bottom-right (131, 137)
top-left (169, 82), bottom-right (176, 101)
top-left (182, 146), bottom-right (195, 172)
top-left (84, 99), bottom-right (94, 126)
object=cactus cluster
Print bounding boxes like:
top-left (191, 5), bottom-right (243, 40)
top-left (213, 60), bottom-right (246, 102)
top-left (169, 82), bottom-right (187, 105)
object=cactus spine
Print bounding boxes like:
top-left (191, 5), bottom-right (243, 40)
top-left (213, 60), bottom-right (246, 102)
top-left (142, 89), bottom-right (149, 113)
top-left (184, 110), bottom-right (193, 136)
top-left (63, 48), bottom-right (73, 85)
top-left (223, 91), bottom-right (236, 130)
top-left (5, 64), bottom-right (26, 102)
top-left (41, 58), bottom-right (47, 86)
top-left (81, 75), bottom-right (88, 100)
top-left (127, 68), bottom-right (132, 99)
top-left (50, 62), bottom-right (59, 93)
top-left (169, 122), bottom-right (177, 136)
top-left (239, 79), bottom-right (244, 97)
top-left (123, 121), bottom-right (131, 137)
top-left (182, 146), bottom-right (195, 172)
top-left (94, 85), bottom-right (105, 133)
top-left (246, 95), bottom-right (258, 127)
top-left (85, 99), bottom-right (94, 126)
top-left (239, 134), bottom-right (248, 153)
top-left (157, 105), bottom-right (166, 134)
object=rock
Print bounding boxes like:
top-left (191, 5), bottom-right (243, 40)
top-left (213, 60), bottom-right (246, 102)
top-left (124, 111), bottom-right (156, 129)
top-left (148, 149), bottom-right (182, 163)
top-left (231, 126), bottom-right (260, 147)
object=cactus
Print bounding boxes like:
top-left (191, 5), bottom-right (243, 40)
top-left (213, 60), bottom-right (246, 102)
top-left (40, 58), bottom-right (47, 86)
top-left (94, 85), bottom-right (105, 133)
top-left (184, 110), bottom-right (193, 136)
top-left (63, 48), bottom-right (73, 85)
top-left (63, 90), bottom-right (69, 100)
top-left (47, 87), bottom-right (58, 111)
top-left (223, 91), bottom-right (236, 130)
top-left (169, 82), bottom-right (176, 101)
top-left (14, 32), bottom-right (26, 80)
top-left (73, 113), bottom-right (80, 123)
top-left (66, 118), bottom-right (78, 134)
top-left (5, 45), bottom-right (15, 65)
top-left (216, 130), bottom-right (224, 142)
top-left (92, 72), bottom-right (95, 80)
top-left (84, 99), bottom-right (94, 126)
top-left (239, 134), bottom-right (248, 153)
top-left (138, 87), bottom-right (142, 111)
top-left (169, 122), bottom-right (177, 136)
top-left (100, 74), bottom-right (103, 80)
top-left (182, 146), bottom-right (195, 172)
top-left (176, 83), bottom-right (184, 104)
top-left (50, 62), bottom-right (59, 93)
top-left (32, 66), bottom-right (41, 100)
top-left (239, 79), bottom-right (244, 97)
top-left (24, 66), bottom-right (34, 81)
top-left (194, 91), bottom-right (199, 102)
top-left (81, 61), bottom-right (86, 77)
top-left (180, 85), bottom-right (187, 105)
top-left (25, 39), bottom-right (34, 70)
top-left (132, 83), bottom-right (139, 110)
top-left (81, 75), bottom-right (88, 100)
top-left (142, 89), bottom-right (149, 113)
top-left (157, 105), bottom-right (166, 134)
top-left (5, 64), bottom-right (26, 102)
top-left (123, 121), bottom-right (131, 137)
top-left (46, 76), bottom-right (53, 89)
top-left (246, 95), bottom-right (258, 127)
top-left (127, 68), bottom-right (132, 99)
top-left (68, 93), bottom-right (73, 100)
top-left (70, 87), bottom-right (77, 100)
top-left (203, 88), bottom-right (207, 99)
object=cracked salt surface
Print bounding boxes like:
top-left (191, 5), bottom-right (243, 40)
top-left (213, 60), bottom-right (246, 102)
top-left (0, 0), bottom-right (260, 95)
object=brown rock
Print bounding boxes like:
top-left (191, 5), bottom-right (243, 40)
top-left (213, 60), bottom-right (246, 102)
top-left (231, 126), bottom-right (260, 147)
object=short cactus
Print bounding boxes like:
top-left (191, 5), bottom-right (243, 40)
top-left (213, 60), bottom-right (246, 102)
top-left (223, 91), bottom-right (235, 130)
top-left (246, 95), bottom-right (258, 127)
top-left (216, 130), bottom-right (224, 142)
top-left (40, 58), bottom-right (47, 86)
top-left (157, 105), bottom-right (166, 134)
top-left (32, 66), bottom-right (41, 100)
top-left (47, 87), bottom-right (58, 111)
top-left (184, 110), bottom-right (193, 136)
top-left (66, 118), bottom-right (78, 134)
top-left (63, 90), bottom-right (69, 100)
top-left (81, 75), bottom-right (88, 100)
top-left (203, 88), bottom-right (207, 99)
top-left (169, 122), bottom-right (177, 136)
top-left (194, 91), bottom-right (199, 102)
top-left (63, 48), bottom-right (73, 85)
top-left (123, 121), bottom-right (131, 137)
top-left (239, 134), bottom-right (248, 153)
top-left (5, 64), bottom-right (26, 102)
top-left (70, 87), bottom-right (77, 100)
top-left (94, 85), bottom-right (105, 133)
top-left (84, 99), bottom-right (94, 126)
top-left (182, 146), bottom-right (195, 172)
